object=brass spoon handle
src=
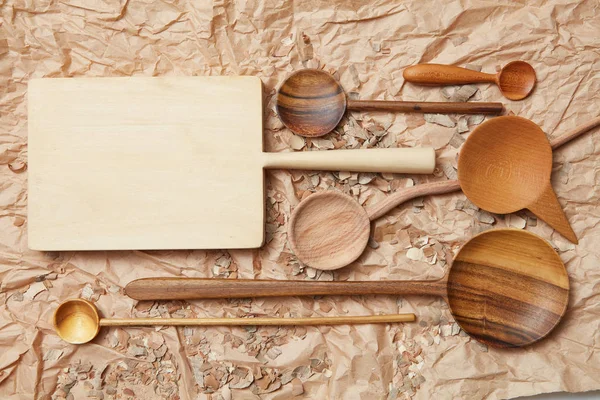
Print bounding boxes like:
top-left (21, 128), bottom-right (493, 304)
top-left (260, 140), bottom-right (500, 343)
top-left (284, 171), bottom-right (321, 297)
top-left (403, 64), bottom-right (497, 85)
top-left (99, 313), bottom-right (416, 326)
top-left (347, 99), bottom-right (503, 115)
top-left (125, 278), bottom-right (446, 300)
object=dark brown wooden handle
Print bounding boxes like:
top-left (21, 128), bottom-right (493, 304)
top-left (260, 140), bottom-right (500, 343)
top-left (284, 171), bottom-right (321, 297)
top-left (125, 278), bottom-right (446, 300)
top-left (347, 100), bottom-right (503, 114)
top-left (403, 64), bottom-right (496, 85)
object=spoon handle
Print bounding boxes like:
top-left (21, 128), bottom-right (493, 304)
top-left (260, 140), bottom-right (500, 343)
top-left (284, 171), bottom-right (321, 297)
top-left (365, 180), bottom-right (461, 221)
top-left (347, 100), bottom-right (503, 115)
top-left (263, 147), bottom-right (435, 174)
top-left (98, 313), bottom-right (416, 327)
top-left (125, 278), bottom-right (446, 300)
top-left (549, 116), bottom-right (600, 149)
top-left (403, 64), bottom-right (496, 85)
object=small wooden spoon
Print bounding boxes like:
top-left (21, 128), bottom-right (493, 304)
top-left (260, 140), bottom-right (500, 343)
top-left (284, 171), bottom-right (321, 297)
top-left (52, 298), bottom-right (415, 344)
top-left (287, 116), bottom-right (598, 270)
top-left (126, 229), bottom-right (569, 348)
top-left (276, 69), bottom-right (504, 137)
top-left (403, 61), bottom-right (536, 100)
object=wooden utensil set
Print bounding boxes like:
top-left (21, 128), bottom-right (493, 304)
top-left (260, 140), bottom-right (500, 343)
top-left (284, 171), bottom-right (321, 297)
top-left (40, 62), bottom-right (598, 349)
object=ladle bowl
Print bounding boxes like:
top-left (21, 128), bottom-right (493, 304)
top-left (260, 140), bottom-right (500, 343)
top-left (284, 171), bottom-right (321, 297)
top-left (53, 298), bottom-right (101, 344)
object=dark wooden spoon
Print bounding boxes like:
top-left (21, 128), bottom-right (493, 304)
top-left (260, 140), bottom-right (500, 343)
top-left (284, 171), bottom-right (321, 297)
top-left (276, 69), bottom-right (504, 137)
top-left (126, 229), bottom-right (569, 348)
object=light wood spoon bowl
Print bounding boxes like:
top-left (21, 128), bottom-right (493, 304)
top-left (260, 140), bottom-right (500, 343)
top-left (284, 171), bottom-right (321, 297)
top-left (403, 61), bottom-right (536, 100)
top-left (127, 229), bottom-right (570, 348)
top-left (458, 116), bottom-right (577, 243)
top-left (276, 69), bottom-right (504, 137)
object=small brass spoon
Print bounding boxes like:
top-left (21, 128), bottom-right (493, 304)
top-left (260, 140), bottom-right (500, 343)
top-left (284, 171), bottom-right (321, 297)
top-left (52, 298), bottom-right (415, 344)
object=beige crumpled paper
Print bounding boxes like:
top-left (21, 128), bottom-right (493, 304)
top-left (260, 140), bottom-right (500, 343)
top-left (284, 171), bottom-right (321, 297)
top-left (1, 0), bottom-right (599, 399)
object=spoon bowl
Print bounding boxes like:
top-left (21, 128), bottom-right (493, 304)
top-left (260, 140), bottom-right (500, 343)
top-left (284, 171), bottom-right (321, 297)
top-left (53, 298), bottom-right (101, 344)
top-left (276, 69), bottom-right (347, 138)
top-left (288, 190), bottom-right (371, 270)
top-left (447, 229), bottom-right (568, 347)
top-left (496, 61), bottom-right (537, 100)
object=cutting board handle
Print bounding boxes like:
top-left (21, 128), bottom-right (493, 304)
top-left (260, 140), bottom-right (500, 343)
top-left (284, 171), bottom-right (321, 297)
top-left (263, 147), bottom-right (435, 174)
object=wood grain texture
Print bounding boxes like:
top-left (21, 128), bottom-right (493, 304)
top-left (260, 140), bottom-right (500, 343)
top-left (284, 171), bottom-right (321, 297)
top-left (28, 77), bottom-right (266, 251)
top-left (126, 229), bottom-right (569, 348)
top-left (458, 116), bottom-right (577, 243)
top-left (263, 147), bottom-right (435, 174)
top-left (53, 298), bottom-right (415, 344)
top-left (448, 229), bottom-right (568, 348)
top-left (403, 61), bottom-right (536, 100)
top-left (496, 61), bottom-right (537, 101)
top-left (28, 77), bottom-right (435, 251)
top-left (276, 69), bottom-right (504, 137)
top-left (125, 277), bottom-right (448, 300)
top-left (276, 69), bottom-right (346, 137)
top-left (346, 100), bottom-right (504, 114)
top-left (287, 190), bottom-right (370, 271)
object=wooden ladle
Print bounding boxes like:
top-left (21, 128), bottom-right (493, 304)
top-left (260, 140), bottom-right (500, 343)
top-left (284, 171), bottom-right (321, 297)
top-left (52, 298), bottom-right (415, 344)
top-left (126, 229), bottom-right (570, 348)
top-left (276, 69), bottom-right (504, 137)
top-left (403, 61), bottom-right (536, 100)
top-left (287, 115), bottom-right (598, 270)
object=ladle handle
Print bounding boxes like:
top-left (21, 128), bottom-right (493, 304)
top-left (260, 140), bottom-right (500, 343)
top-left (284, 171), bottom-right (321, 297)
top-left (347, 100), bottom-right (503, 115)
top-left (403, 64), bottom-right (496, 85)
top-left (549, 116), bottom-right (600, 149)
top-left (365, 179), bottom-right (462, 221)
top-left (98, 313), bottom-right (416, 327)
top-left (125, 278), bottom-right (446, 300)
top-left (263, 147), bottom-right (435, 174)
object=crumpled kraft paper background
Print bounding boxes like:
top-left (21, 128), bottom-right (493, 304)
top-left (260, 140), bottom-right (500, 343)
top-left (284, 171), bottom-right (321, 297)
top-left (1, 0), bottom-right (599, 399)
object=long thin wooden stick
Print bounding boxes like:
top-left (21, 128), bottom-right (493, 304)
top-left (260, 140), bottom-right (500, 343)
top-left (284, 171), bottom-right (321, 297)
top-left (99, 313), bottom-right (416, 327)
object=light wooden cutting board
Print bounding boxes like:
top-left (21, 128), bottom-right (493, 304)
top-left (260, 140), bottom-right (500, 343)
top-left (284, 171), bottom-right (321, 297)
top-left (28, 77), bottom-right (435, 251)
